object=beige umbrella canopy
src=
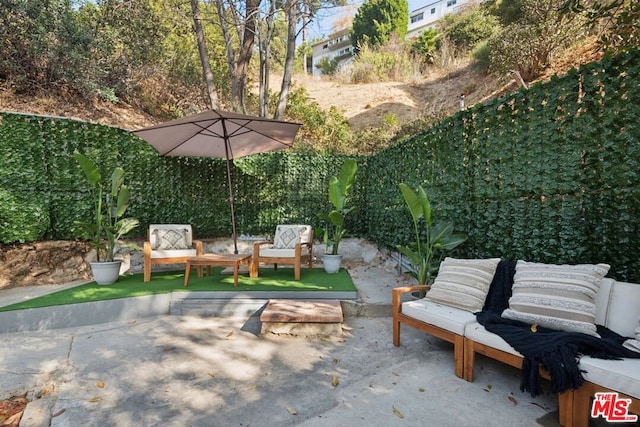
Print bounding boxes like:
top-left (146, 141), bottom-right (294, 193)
top-left (133, 109), bottom-right (302, 253)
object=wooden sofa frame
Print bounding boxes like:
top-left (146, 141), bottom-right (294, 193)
top-left (392, 284), bottom-right (572, 425)
top-left (392, 285), bottom-right (465, 379)
top-left (463, 337), bottom-right (573, 426)
top-left (572, 381), bottom-right (639, 427)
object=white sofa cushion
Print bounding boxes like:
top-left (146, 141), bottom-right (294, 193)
top-left (502, 261), bottom-right (610, 336)
top-left (579, 356), bottom-right (640, 400)
top-left (600, 281), bottom-right (640, 337)
top-left (402, 299), bottom-right (477, 336)
top-left (425, 258), bottom-right (501, 313)
top-left (594, 278), bottom-right (614, 326)
top-left (464, 322), bottom-right (523, 357)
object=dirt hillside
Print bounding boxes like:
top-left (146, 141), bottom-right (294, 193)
top-left (0, 36), bottom-right (600, 132)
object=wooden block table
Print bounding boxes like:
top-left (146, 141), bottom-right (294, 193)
top-left (184, 254), bottom-right (252, 287)
top-left (259, 299), bottom-right (344, 336)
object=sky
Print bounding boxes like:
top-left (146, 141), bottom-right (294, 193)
top-left (307, 0), bottom-right (423, 42)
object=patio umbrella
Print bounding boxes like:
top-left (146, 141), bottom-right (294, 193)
top-left (132, 109), bottom-right (302, 254)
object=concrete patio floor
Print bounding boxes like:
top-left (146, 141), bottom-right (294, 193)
top-left (0, 264), bottom-right (561, 427)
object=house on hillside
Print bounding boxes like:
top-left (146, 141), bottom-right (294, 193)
top-left (310, 0), bottom-right (478, 77)
top-left (311, 28), bottom-right (355, 77)
top-left (407, 0), bottom-right (476, 39)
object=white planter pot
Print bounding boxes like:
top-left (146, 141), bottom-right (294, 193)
top-left (90, 261), bottom-right (122, 285)
top-left (322, 254), bottom-right (343, 274)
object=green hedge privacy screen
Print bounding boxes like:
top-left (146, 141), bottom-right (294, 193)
top-left (1, 49), bottom-right (639, 280)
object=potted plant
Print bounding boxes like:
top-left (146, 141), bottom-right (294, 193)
top-left (316, 158), bottom-right (358, 273)
top-left (74, 151), bottom-right (139, 285)
top-left (397, 183), bottom-right (467, 297)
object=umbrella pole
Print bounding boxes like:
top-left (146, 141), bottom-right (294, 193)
top-left (220, 119), bottom-right (239, 254)
top-left (225, 158), bottom-right (239, 254)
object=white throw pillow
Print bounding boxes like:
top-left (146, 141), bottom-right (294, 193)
top-left (273, 225), bottom-right (302, 249)
top-left (425, 257), bottom-right (501, 313)
top-left (502, 261), bottom-right (610, 336)
top-left (152, 228), bottom-right (189, 250)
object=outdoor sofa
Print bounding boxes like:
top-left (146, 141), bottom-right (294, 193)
top-left (392, 258), bottom-right (640, 427)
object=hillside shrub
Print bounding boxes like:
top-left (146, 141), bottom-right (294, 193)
top-left (349, 36), bottom-right (419, 83)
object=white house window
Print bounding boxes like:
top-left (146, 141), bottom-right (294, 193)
top-left (410, 13), bottom-right (424, 23)
top-left (446, 0), bottom-right (457, 6)
top-left (430, 8), bottom-right (436, 14)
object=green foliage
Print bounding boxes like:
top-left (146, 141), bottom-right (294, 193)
top-left (439, 3), bottom-right (500, 51)
top-left (0, 0), bottom-right (223, 116)
top-left (485, 0), bottom-right (526, 25)
top-left (0, 189), bottom-right (50, 243)
top-left (349, 36), bottom-right (418, 83)
top-left (0, 0), bottom-right (94, 94)
top-left (316, 57), bottom-right (341, 75)
top-left (562, 0), bottom-right (640, 54)
top-left (317, 159), bottom-right (358, 255)
top-left (351, 0), bottom-right (408, 52)
top-left (409, 28), bottom-right (440, 62)
top-left (366, 48), bottom-right (640, 281)
top-left (486, 0), bottom-right (588, 81)
top-left (2, 49), bottom-right (640, 283)
top-left (470, 40), bottom-right (492, 72)
top-left (74, 152), bottom-right (140, 262)
top-left (397, 183), bottom-right (467, 285)
top-left (284, 87), bottom-right (354, 153)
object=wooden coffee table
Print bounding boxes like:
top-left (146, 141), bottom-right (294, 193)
top-left (184, 254), bottom-right (253, 287)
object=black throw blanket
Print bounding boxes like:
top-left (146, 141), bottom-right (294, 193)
top-left (476, 260), bottom-right (640, 397)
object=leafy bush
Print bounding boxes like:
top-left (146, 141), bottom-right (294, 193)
top-left (486, 0), bottom-right (588, 81)
top-left (284, 87), bottom-right (354, 153)
top-left (316, 57), bottom-right (340, 75)
top-left (409, 28), bottom-right (440, 63)
top-left (439, 3), bottom-right (501, 51)
top-left (0, 189), bottom-right (49, 243)
top-left (349, 36), bottom-right (419, 83)
top-left (351, 0), bottom-right (409, 52)
top-left (470, 40), bottom-right (492, 72)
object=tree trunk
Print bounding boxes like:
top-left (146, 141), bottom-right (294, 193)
top-left (232, 0), bottom-right (259, 112)
top-left (275, 0), bottom-right (297, 120)
top-left (190, 0), bottom-right (219, 109)
top-left (215, 0), bottom-right (237, 106)
top-left (258, 0), bottom-right (276, 117)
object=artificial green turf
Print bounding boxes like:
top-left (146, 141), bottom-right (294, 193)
top-left (0, 267), bottom-right (356, 312)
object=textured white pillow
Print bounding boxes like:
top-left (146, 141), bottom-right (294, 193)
top-left (502, 261), bottom-right (610, 336)
top-left (152, 228), bottom-right (189, 250)
top-left (273, 225), bottom-right (302, 249)
top-left (425, 257), bottom-right (501, 313)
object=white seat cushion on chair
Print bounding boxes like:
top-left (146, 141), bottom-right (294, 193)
top-left (259, 247), bottom-right (310, 258)
top-left (402, 299), bottom-right (477, 336)
top-left (150, 248), bottom-right (198, 259)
